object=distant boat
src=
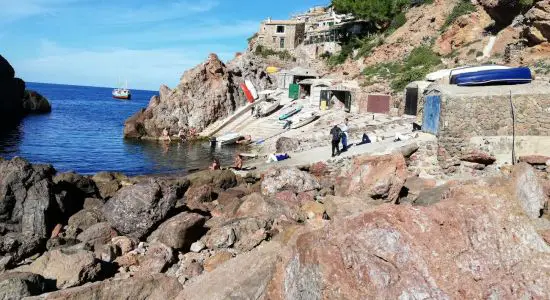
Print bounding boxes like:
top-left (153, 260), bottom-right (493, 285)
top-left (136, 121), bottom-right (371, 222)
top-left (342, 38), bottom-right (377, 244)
top-left (112, 80), bottom-right (131, 100)
top-left (453, 67), bottom-right (532, 86)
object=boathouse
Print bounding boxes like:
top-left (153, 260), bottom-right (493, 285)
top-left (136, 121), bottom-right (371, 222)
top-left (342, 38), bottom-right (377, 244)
top-left (421, 82), bottom-right (550, 160)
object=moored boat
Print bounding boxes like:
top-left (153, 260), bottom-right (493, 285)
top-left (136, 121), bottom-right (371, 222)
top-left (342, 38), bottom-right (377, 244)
top-left (215, 132), bottom-right (243, 146)
top-left (453, 67), bottom-right (532, 86)
top-left (112, 80), bottom-right (131, 100)
top-left (260, 99), bottom-right (280, 117)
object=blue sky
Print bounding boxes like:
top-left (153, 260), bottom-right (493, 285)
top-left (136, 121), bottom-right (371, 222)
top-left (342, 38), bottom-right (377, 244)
top-left (0, 0), bottom-right (328, 90)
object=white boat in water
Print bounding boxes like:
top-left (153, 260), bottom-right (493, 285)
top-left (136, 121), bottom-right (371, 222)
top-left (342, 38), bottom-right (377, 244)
top-left (290, 111), bottom-right (319, 129)
top-left (215, 132), bottom-right (242, 146)
top-left (112, 80), bottom-right (131, 100)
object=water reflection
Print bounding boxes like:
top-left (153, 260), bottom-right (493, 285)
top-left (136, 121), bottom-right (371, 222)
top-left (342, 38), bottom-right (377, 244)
top-left (123, 139), bottom-right (243, 175)
top-left (0, 120), bottom-right (23, 156)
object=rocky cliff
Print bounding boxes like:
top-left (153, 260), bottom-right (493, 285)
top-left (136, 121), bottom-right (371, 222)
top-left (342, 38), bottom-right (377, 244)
top-left (0, 55), bottom-right (51, 125)
top-left (124, 53), bottom-right (273, 139)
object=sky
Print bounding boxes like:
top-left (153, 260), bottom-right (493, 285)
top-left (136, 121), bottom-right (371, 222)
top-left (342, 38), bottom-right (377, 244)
top-left (0, 0), bottom-right (328, 90)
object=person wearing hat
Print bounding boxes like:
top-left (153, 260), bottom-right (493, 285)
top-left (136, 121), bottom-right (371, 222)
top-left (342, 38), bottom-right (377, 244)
top-left (330, 123), bottom-right (342, 157)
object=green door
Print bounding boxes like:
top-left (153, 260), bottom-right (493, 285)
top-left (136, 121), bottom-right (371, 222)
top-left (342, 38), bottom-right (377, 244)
top-left (289, 84), bottom-right (300, 100)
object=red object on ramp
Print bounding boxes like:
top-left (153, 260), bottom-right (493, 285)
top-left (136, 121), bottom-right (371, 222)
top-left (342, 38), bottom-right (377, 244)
top-left (240, 83), bottom-right (255, 103)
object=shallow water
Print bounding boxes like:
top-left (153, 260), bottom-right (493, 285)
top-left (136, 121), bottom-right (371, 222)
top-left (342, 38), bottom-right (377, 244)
top-left (0, 82), bottom-right (241, 175)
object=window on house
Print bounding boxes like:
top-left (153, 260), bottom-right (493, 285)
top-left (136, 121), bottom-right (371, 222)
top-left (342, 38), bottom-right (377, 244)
top-left (276, 25), bottom-right (285, 33)
top-left (280, 37), bottom-right (285, 48)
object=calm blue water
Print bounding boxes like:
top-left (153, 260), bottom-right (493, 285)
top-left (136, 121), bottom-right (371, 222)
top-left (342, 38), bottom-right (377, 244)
top-left (0, 82), bottom-right (240, 175)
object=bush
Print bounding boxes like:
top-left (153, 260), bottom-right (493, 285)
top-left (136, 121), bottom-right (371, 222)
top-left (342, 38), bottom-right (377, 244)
top-left (362, 45), bottom-right (441, 92)
top-left (254, 45), bottom-right (293, 61)
top-left (388, 12), bottom-right (407, 32)
top-left (332, 0), bottom-right (410, 28)
top-left (443, 0), bottom-right (476, 30)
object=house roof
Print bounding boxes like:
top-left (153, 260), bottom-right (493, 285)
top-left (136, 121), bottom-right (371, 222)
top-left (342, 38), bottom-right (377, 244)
top-left (289, 67), bottom-right (318, 77)
top-left (425, 81), bottom-right (550, 97)
top-left (264, 20), bottom-right (304, 25)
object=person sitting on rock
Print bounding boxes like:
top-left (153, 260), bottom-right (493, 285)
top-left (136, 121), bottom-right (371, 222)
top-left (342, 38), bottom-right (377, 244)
top-left (209, 158), bottom-right (221, 170)
top-left (233, 154), bottom-right (243, 170)
top-left (160, 128), bottom-right (171, 142)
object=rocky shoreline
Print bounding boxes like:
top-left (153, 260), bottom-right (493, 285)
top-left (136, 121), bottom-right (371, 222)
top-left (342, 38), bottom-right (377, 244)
top-left (1, 149), bottom-right (549, 298)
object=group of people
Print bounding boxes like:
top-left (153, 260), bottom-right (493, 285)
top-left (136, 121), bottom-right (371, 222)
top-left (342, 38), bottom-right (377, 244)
top-left (330, 118), bottom-right (349, 157)
top-left (159, 126), bottom-right (197, 142)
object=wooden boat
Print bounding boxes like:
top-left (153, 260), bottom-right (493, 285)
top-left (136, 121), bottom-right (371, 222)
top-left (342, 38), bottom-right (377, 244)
top-left (260, 99), bottom-right (280, 117)
top-left (453, 67), bottom-right (532, 86)
top-left (290, 112), bottom-right (319, 129)
top-left (245, 80), bottom-right (259, 100)
top-left (279, 102), bottom-right (303, 120)
top-left (215, 132), bottom-right (242, 146)
top-left (240, 83), bottom-right (254, 103)
top-left (112, 80), bottom-right (131, 100)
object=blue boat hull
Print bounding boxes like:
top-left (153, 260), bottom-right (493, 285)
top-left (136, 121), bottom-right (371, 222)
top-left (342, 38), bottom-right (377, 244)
top-left (452, 67), bottom-right (532, 86)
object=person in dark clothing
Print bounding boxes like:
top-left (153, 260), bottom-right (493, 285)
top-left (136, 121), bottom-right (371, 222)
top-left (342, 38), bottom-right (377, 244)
top-left (330, 125), bottom-right (342, 157)
top-left (358, 133), bottom-right (371, 145)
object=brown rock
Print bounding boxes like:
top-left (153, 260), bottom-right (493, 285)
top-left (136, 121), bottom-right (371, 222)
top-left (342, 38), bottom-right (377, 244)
top-left (261, 167), bottom-right (320, 196)
top-left (77, 222), bottom-right (118, 248)
top-left (519, 155), bottom-right (550, 165)
top-left (335, 153), bottom-right (408, 203)
top-left (403, 176), bottom-right (437, 202)
top-left (26, 274), bottom-right (182, 300)
top-left (147, 212), bottom-right (206, 250)
top-left (301, 201), bottom-right (326, 220)
top-left (68, 209), bottom-right (105, 231)
top-left (185, 184), bottom-right (214, 210)
top-left (203, 251), bottom-right (233, 272)
top-left (461, 150), bottom-right (496, 165)
top-left (138, 242), bottom-right (174, 275)
top-left (510, 163), bottom-right (546, 219)
top-left (323, 195), bottom-right (378, 220)
top-left (540, 229), bottom-right (550, 245)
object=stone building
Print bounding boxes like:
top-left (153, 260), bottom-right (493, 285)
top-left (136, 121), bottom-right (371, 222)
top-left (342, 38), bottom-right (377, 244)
top-left (421, 82), bottom-right (550, 161)
top-left (257, 19), bottom-right (305, 50)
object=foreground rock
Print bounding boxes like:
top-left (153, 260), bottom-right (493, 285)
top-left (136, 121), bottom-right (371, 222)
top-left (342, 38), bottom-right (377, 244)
top-left (26, 274), bottom-right (182, 300)
top-left (102, 179), bottom-right (183, 239)
top-left (147, 212), bottom-right (206, 251)
top-left (0, 272), bottom-right (48, 299)
top-left (22, 90), bottom-right (51, 114)
top-left (261, 167), bottom-right (320, 196)
top-left (124, 53), bottom-right (271, 139)
top-left (524, 0), bottom-right (550, 45)
top-left (21, 248), bottom-right (103, 289)
top-left (335, 153), bottom-right (407, 203)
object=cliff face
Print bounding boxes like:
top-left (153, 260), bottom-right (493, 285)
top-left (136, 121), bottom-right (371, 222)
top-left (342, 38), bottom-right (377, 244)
top-left (124, 53), bottom-right (273, 139)
top-left (0, 55), bottom-right (51, 124)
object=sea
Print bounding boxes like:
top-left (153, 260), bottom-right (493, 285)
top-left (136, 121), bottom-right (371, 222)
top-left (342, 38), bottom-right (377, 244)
top-left (0, 82), bottom-right (241, 176)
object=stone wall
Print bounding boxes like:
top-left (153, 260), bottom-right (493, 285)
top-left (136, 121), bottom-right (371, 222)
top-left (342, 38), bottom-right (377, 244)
top-left (438, 86), bottom-right (550, 157)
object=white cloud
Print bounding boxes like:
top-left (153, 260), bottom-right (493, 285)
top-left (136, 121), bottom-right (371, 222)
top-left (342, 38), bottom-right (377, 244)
top-left (15, 40), bottom-right (237, 90)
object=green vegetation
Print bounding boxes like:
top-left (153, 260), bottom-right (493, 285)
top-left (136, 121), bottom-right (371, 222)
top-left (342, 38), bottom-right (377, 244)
top-left (323, 35), bottom-right (385, 66)
top-left (534, 60), bottom-right (550, 75)
top-left (442, 0), bottom-right (476, 30)
top-left (332, 0), bottom-right (409, 28)
top-left (476, 51), bottom-right (484, 57)
top-left (254, 45), bottom-right (293, 60)
top-left (467, 49), bottom-right (476, 55)
top-left (387, 12), bottom-right (407, 34)
top-left (362, 45), bottom-right (441, 92)
top-left (247, 33), bottom-right (258, 43)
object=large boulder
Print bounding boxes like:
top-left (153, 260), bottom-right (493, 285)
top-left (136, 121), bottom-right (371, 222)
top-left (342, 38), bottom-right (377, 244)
top-left (186, 169), bottom-right (237, 191)
top-left (147, 212), bottom-right (206, 250)
top-left (22, 90), bottom-right (51, 114)
top-left (267, 182), bottom-right (550, 299)
top-left (22, 249), bottom-right (103, 289)
top-left (510, 163), bottom-right (546, 219)
top-left (26, 274), bottom-right (182, 300)
top-left (0, 54), bottom-right (15, 80)
top-left (0, 55), bottom-right (25, 123)
top-left (261, 167), bottom-right (320, 196)
top-left (68, 208), bottom-right (105, 231)
top-left (275, 137), bottom-right (302, 153)
top-left (524, 0), bottom-right (550, 44)
top-left (0, 272), bottom-right (48, 299)
top-left (478, 0), bottom-right (533, 26)
top-left (102, 179), bottom-right (182, 239)
top-left (53, 172), bottom-right (99, 218)
top-left (0, 158), bottom-right (59, 263)
top-left (123, 53), bottom-right (272, 139)
top-left (334, 153), bottom-right (408, 203)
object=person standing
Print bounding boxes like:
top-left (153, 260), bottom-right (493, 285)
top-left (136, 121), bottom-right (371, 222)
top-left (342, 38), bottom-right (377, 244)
top-left (330, 124), bottom-right (342, 157)
top-left (339, 118), bottom-right (349, 152)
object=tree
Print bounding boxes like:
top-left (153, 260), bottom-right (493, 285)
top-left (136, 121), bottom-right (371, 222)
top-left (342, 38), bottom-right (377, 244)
top-left (332, 0), bottom-right (409, 28)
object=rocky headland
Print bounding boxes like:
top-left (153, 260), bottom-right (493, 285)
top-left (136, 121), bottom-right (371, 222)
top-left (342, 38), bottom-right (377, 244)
top-left (0, 150), bottom-right (549, 298)
top-left (123, 53), bottom-right (273, 140)
top-left (0, 55), bottom-right (51, 125)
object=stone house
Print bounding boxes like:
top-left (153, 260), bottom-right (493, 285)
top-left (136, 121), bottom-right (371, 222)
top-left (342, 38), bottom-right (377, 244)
top-left (257, 19), bottom-right (305, 50)
top-left (421, 82), bottom-right (550, 161)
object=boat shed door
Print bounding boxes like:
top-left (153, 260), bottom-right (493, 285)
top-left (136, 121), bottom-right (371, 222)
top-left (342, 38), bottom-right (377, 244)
top-left (405, 88), bottom-right (418, 115)
top-left (422, 95), bottom-right (441, 135)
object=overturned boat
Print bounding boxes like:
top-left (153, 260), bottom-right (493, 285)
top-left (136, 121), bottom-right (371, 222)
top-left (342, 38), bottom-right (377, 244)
top-left (452, 67), bottom-right (532, 86)
top-left (279, 102), bottom-right (303, 120)
top-left (212, 132), bottom-right (242, 146)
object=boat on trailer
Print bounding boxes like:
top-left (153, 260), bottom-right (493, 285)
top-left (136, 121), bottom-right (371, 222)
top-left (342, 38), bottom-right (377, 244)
top-left (453, 67), bottom-right (532, 86)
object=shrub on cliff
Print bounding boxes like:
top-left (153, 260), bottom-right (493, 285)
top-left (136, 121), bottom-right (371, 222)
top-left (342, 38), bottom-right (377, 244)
top-left (442, 0), bottom-right (476, 30)
top-left (332, 0), bottom-right (409, 28)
